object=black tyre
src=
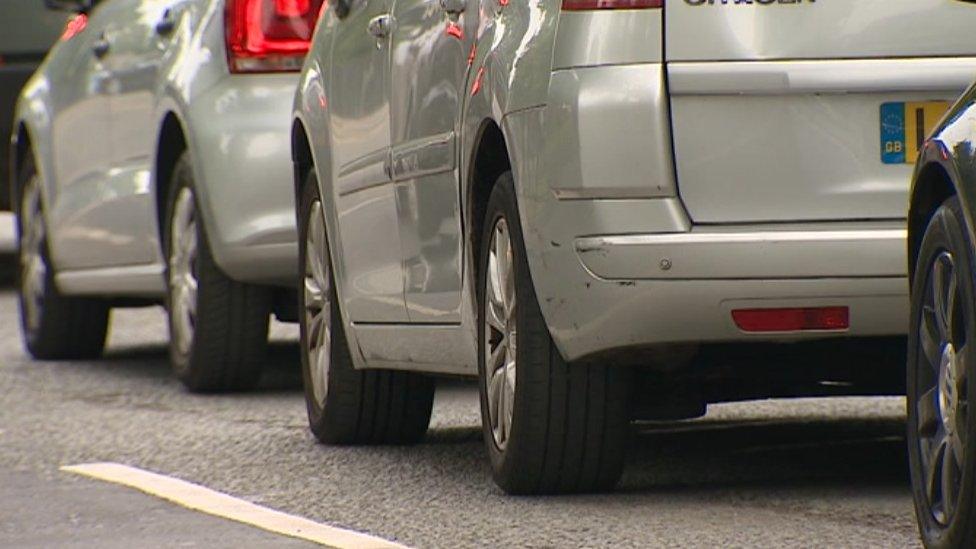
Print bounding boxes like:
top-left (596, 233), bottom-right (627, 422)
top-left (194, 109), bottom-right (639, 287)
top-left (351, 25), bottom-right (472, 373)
top-left (298, 172), bottom-right (434, 444)
top-left (477, 171), bottom-right (630, 494)
top-left (163, 152), bottom-right (271, 392)
top-left (908, 196), bottom-right (976, 548)
top-left (16, 153), bottom-right (109, 359)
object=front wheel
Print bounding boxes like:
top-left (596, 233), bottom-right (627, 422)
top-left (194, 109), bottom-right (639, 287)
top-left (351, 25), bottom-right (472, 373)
top-left (908, 196), bottom-right (976, 548)
top-left (298, 172), bottom-right (434, 444)
top-left (477, 171), bottom-right (631, 495)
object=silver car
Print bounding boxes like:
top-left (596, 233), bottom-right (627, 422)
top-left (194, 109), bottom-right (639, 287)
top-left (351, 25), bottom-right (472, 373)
top-left (11, 0), bottom-right (321, 391)
top-left (293, 0), bottom-right (976, 493)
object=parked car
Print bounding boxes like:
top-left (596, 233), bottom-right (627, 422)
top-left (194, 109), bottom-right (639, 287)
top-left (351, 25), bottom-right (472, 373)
top-left (907, 81), bottom-right (976, 548)
top-left (293, 0), bottom-right (976, 494)
top-left (11, 0), bottom-right (321, 391)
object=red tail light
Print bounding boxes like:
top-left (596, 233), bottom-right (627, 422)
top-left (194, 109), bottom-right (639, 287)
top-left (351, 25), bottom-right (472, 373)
top-left (562, 0), bottom-right (660, 10)
top-left (225, 0), bottom-right (324, 73)
top-left (731, 307), bottom-right (850, 333)
top-left (60, 14), bottom-right (88, 42)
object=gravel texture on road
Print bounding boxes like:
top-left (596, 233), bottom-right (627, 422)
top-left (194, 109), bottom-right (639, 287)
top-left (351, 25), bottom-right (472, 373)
top-left (0, 288), bottom-right (920, 547)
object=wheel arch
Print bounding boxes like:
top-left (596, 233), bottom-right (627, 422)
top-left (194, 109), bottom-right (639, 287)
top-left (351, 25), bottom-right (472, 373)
top-left (291, 117), bottom-right (314, 207)
top-left (466, 118), bottom-right (513, 279)
top-left (909, 161), bottom-right (957, 284)
top-left (8, 121), bottom-right (34, 212)
top-left (154, 112), bottom-right (189, 247)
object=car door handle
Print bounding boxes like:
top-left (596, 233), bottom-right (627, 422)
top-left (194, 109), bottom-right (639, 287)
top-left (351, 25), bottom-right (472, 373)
top-left (92, 37), bottom-right (110, 58)
top-left (438, 0), bottom-right (465, 14)
top-left (367, 14), bottom-right (392, 39)
top-left (155, 9), bottom-right (176, 36)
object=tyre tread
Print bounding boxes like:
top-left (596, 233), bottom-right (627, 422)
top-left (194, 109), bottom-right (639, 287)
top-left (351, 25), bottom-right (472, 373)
top-left (479, 171), bottom-right (629, 495)
top-left (298, 174), bottom-right (434, 446)
top-left (165, 153), bottom-right (270, 393)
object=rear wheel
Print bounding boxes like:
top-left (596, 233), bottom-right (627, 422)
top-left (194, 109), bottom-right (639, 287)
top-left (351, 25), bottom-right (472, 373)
top-left (16, 154), bottom-right (109, 359)
top-left (164, 152), bottom-right (271, 392)
top-left (298, 172), bottom-right (434, 444)
top-left (908, 196), bottom-right (976, 548)
top-left (477, 171), bottom-right (631, 495)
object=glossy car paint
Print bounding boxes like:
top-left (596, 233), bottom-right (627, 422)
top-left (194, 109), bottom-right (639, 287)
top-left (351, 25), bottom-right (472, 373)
top-left (296, 0), bottom-right (976, 375)
top-left (10, 0), bottom-right (298, 298)
top-left (668, 0), bottom-right (976, 223)
top-left (910, 83), bottom-right (976, 266)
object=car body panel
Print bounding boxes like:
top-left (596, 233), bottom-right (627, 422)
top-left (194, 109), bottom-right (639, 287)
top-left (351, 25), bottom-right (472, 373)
top-left (328, 0), bottom-right (410, 322)
top-left (24, 5), bottom-right (116, 271)
top-left (668, 0), bottom-right (976, 62)
top-left (666, 1), bottom-right (976, 224)
top-left (389, 0), bottom-right (475, 323)
top-left (53, 0), bottom-right (180, 269)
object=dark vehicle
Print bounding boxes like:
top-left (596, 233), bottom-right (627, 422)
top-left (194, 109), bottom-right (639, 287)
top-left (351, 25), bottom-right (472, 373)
top-left (908, 83), bottom-right (976, 548)
top-left (0, 1), bottom-right (67, 211)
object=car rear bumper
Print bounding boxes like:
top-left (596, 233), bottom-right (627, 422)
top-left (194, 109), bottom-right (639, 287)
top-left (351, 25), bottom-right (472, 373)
top-left (185, 74), bottom-right (298, 286)
top-left (503, 107), bottom-right (908, 364)
top-left (547, 272), bottom-right (907, 364)
top-left (549, 220), bottom-right (908, 363)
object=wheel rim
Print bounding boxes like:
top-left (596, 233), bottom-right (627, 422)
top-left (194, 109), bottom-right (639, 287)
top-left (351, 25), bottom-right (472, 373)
top-left (304, 200), bottom-right (331, 407)
top-left (484, 217), bottom-right (517, 451)
top-left (19, 174), bottom-right (46, 333)
top-left (916, 250), bottom-right (969, 526)
top-left (168, 187), bottom-right (198, 357)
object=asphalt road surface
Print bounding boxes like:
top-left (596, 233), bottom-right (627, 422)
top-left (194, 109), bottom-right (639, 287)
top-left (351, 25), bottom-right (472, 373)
top-left (0, 283), bottom-right (922, 547)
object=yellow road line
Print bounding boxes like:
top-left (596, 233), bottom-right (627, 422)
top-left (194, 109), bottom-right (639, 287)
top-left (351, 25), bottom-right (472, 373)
top-left (61, 462), bottom-right (409, 549)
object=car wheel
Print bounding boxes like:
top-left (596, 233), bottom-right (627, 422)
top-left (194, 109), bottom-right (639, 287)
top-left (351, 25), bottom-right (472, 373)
top-left (164, 152), bottom-right (271, 392)
top-left (298, 172), bottom-right (434, 444)
top-left (909, 196), bottom-right (976, 548)
top-left (477, 171), bottom-right (631, 495)
top-left (16, 153), bottom-right (109, 359)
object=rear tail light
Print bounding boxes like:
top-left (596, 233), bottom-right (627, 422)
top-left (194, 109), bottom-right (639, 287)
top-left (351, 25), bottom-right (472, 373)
top-left (225, 0), bottom-right (324, 73)
top-left (731, 307), bottom-right (850, 333)
top-left (561, 0), bottom-right (660, 10)
top-left (60, 13), bottom-right (88, 42)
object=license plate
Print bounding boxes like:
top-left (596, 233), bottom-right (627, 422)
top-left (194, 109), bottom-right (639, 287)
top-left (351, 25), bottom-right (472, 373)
top-left (880, 101), bottom-right (951, 164)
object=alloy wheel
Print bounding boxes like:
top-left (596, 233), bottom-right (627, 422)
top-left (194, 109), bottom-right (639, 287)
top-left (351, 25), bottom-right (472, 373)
top-left (304, 200), bottom-right (331, 407)
top-left (19, 175), bottom-right (46, 332)
top-left (169, 187), bottom-right (198, 357)
top-left (484, 217), bottom-right (517, 451)
top-left (916, 250), bottom-right (969, 526)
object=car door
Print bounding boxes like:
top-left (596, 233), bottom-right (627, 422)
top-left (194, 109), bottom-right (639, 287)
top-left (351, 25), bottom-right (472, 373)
top-left (388, 0), bottom-right (475, 323)
top-left (87, 0), bottom-right (184, 266)
top-left (665, 0), bottom-right (976, 224)
top-left (45, 4), bottom-right (116, 270)
top-left (329, 0), bottom-right (410, 322)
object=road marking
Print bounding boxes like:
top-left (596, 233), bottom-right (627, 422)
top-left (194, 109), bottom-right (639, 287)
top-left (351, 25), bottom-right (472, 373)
top-left (61, 462), bottom-right (409, 549)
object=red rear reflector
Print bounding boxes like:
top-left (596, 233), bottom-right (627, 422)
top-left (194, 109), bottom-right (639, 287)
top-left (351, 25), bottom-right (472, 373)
top-left (562, 0), bottom-right (661, 10)
top-left (732, 307), bottom-right (850, 333)
top-left (60, 14), bottom-right (88, 42)
top-left (226, 0), bottom-right (324, 73)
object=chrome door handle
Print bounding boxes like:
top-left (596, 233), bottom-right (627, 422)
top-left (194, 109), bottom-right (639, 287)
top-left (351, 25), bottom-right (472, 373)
top-left (439, 0), bottom-right (465, 15)
top-left (367, 14), bottom-right (392, 38)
